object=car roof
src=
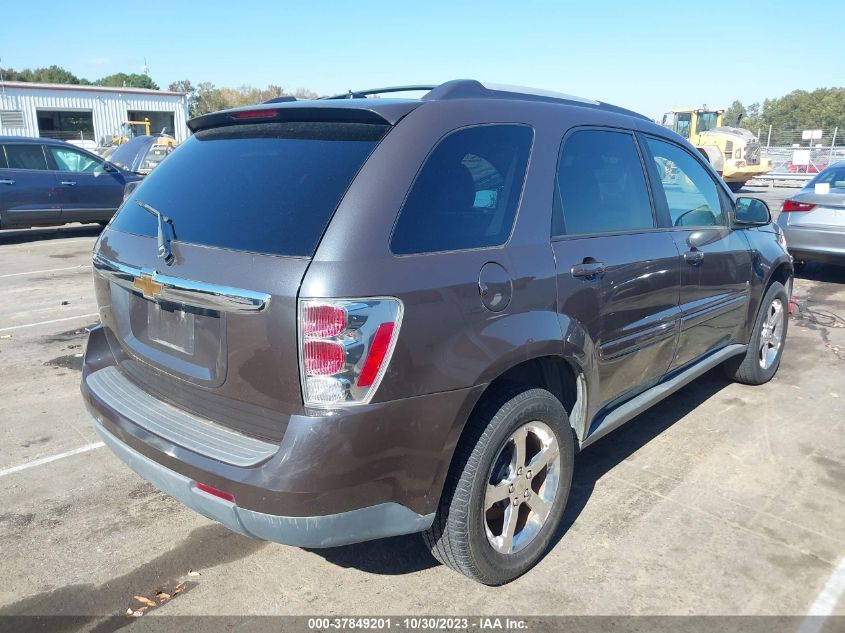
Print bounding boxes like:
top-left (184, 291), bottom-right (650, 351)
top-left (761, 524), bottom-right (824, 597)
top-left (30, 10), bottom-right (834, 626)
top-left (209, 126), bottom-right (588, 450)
top-left (0, 135), bottom-right (79, 147)
top-left (188, 79), bottom-right (652, 133)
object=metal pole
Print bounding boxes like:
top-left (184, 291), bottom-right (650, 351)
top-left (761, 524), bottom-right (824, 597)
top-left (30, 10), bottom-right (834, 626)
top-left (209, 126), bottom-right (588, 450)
top-left (830, 126), bottom-right (838, 162)
top-left (766, 125), bottom-right (772, 149)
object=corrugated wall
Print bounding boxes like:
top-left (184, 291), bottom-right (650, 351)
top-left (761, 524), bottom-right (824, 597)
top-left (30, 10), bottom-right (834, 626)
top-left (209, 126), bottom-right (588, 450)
top-left (0, 86), bottom-right (189, 142)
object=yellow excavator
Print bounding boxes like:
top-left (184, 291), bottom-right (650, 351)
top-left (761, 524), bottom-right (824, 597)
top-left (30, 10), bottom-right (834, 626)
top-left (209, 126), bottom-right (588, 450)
top-left (663, 107), bottom-right (772, 192)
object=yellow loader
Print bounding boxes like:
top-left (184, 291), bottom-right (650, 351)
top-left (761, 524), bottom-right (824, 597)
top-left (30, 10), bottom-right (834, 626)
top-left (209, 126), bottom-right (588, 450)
top-left (663, 107), bottom-right (772, 192)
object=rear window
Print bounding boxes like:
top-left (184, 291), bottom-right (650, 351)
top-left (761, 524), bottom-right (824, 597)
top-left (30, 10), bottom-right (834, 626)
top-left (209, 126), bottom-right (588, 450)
top-left (111, 122), bottom-right (387, 257)
top-left (5, 144), bottom-right (48, 170)
top-left (390, 124), bottom-right (533, 255)
top-left (811, 165), bottom-right (845, 190)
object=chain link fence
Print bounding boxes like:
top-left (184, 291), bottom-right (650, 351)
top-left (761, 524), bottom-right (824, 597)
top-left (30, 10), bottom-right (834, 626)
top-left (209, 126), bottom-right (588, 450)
top-left (750, 126), bottom-right (844, 185)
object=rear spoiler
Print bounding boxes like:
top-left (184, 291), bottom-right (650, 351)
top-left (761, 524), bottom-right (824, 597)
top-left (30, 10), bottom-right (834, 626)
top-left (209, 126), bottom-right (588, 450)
top-left (187, 101), bottom-right (421, 133)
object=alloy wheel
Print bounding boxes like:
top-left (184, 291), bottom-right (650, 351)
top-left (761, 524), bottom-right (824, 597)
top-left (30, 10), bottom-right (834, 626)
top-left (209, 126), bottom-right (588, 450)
top-left (483, 421), bottom-right (561, 555)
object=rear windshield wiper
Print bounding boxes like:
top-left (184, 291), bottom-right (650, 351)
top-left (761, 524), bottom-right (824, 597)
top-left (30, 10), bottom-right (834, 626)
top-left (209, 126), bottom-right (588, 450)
top-left (136, 200), bottom-right (176, 265)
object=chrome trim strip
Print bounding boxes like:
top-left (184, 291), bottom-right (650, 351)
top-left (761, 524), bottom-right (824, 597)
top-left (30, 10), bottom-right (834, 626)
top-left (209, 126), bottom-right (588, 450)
top-left (92, 254), bottom-right (271, 314)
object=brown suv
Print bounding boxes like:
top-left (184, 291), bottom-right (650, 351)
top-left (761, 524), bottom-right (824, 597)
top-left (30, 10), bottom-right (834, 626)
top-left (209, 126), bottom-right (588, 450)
top-left (81, 80), bottom-right (792, 584)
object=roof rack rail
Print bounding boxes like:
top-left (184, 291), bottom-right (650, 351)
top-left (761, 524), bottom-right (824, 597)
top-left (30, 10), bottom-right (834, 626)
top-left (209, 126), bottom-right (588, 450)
top-left (318, 79), bottom-right (649, 120)
top-left (320, 85), bottom-right (438, 100)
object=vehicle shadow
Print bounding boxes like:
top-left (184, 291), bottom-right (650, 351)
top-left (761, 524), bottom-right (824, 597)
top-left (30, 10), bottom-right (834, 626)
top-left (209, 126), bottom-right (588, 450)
top-left (312, 368), bottom-right (732, 577)
top-left (308, 529), bottom-right (439, 575)
top-left (551, 368), bottom-right (732, 548)
top-left (0, 223), bottom-right (102, 246)
top-left (794, 261), bottom-right (845, 285)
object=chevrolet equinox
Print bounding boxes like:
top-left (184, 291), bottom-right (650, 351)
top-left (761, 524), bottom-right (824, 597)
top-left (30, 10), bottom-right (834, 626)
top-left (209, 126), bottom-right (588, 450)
top-left (81, 80), bottom-right (793, 584)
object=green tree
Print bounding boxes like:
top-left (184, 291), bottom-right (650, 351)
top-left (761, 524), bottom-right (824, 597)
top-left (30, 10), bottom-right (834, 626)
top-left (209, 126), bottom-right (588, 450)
top-left (95, 72), bottom-right (159, 90)
top-left (168, 79), bottom-right (199, 117)
top-left (0, 64), bottom-right (89, 84)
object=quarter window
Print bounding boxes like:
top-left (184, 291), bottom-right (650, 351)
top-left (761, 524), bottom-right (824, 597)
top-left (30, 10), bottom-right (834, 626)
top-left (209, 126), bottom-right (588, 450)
top-left (4, 144), bottom-right (48, 170)
top-left (48, 147), bottom-right (101, 173)
top-left (554, 129), bottom-right (654, 236)
top-left (390, 125), bottom-right (533, 255)
top-left (646, 137), bottom-right (725, 227)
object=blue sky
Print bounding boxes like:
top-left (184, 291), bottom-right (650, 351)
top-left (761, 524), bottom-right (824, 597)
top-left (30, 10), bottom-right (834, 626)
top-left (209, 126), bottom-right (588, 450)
top-left (1, 0), bottom-right (839, 120)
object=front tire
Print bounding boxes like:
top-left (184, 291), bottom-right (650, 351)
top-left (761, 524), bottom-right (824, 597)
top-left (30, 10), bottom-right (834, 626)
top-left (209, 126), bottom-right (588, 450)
top-left (423, 387), bottom-right (574, 585)
top-left (723, 281), bottom-right (789, 384)
top-left (727, 181), bottom-right (745, 193)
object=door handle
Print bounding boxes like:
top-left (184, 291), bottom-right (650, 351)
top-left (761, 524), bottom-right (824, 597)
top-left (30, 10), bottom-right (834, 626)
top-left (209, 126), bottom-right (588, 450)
top-left (684, 249), bottom-right (704, 266)
top-left (570, 261), bottom-right (606, 280)
top-left (0, 179), bottom-right (14, 185)
top-left (60, 180), bottom-right (77, 186)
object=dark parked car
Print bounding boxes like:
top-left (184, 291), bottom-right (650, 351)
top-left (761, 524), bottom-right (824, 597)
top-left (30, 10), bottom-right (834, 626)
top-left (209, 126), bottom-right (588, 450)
top-left (0, 136), bottom-right (141, 230)
top-left (777, 160), bottom-right (845, 267)
top-left (81, 80), bottom-right (792, 584)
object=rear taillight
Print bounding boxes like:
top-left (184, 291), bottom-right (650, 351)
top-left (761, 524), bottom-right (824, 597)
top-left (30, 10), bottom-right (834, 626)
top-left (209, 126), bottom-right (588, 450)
top-left (781, 200), bottom-right (815, 212)
top-left (299, 298), bottom-right (403, 407)
top-left (304, 340), bottom-right (345, 375)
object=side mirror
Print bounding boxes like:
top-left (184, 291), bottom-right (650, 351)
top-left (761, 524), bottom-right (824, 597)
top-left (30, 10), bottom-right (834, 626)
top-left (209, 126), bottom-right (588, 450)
top-left (734, 197), bottom-right (771, 226)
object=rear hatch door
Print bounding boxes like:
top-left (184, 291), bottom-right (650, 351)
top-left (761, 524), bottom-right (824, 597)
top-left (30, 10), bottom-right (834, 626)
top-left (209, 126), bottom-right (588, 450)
top-left (93, 115), bottom-right (393, 441)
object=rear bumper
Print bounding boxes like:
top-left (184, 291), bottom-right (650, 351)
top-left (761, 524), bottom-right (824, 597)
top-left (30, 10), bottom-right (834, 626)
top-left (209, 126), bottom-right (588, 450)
top-left (82, 326), bottom-right (483, 546)
top-left (91, 417), bottom-right (432, 547)
top-left (778, 223), bottom-right (845, 262)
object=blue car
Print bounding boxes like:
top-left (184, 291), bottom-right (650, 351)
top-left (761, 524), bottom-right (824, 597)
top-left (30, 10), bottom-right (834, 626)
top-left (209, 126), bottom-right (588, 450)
top-left (0, 136), bottom-right (142, 229)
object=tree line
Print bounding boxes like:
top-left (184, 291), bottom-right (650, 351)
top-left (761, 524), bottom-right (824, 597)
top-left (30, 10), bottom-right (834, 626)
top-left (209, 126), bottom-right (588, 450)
top-left (166, 80), bottom-right (318, 118)
top-left (0, 65), bottom-right (318, 118)
top-left (722, 87), bottom-right (844, 145)
top-left (3, 65), bottom-right (841, 138)
top-left (0, 64), bottom-right (159, 90)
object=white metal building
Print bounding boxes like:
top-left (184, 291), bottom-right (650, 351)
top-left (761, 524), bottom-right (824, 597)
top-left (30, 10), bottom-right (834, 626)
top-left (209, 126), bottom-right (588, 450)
top-left (0, 81), bottom-right (189, 145)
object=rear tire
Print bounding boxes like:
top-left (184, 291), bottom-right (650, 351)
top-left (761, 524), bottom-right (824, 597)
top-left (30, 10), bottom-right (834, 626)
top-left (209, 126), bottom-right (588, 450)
top-left (723, 281), bottom-right (788, 385)
top-left (423, 386), bottom-right (574, 585)
top-left (727, 181), bottom-right (745, 193)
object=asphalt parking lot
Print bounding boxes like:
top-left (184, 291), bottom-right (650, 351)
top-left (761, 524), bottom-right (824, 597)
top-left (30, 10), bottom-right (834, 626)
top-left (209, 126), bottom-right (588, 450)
top-left (0, 186), bottom-right (843, 626)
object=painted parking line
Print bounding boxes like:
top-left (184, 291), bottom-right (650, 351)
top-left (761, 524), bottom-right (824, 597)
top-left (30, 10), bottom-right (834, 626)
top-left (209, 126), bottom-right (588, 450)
top-left (797, 556), bottom-right (845, 633)
top-left (0, 313), bottom-right (99, 333)
top-left (0, 264), bottom-right (91, 279)
top-left (0, 442), bottom-right (105, 479)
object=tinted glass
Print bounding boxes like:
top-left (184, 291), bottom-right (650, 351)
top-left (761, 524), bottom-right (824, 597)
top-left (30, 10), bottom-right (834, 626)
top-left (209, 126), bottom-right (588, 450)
top-left (390, 125), bottom-right (533, 255)
top-left (554, 129), bottom-right (654, 236)
top-left (111, 122), bottom-right (385, 257)
top-left (5, 144), bottom-right (48, 170)
top-left (0, 148), bottom-right (7, 169)
top-left (49, 147), bottom-right (100, 173)
top-left (646, 137), bottom-right (725, 227)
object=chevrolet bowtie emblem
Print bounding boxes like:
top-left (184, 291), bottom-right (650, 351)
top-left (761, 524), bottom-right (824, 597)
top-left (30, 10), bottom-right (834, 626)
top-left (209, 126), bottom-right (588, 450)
top-left (133, 273), bottom-right (163, 300)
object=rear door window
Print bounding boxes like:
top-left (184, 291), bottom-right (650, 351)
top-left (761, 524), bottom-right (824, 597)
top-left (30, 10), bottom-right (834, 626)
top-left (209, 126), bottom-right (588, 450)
top-left (111, 122), bottom-right (387, 257)
top-left (4, 144), bottom-right (49, 170)
top-left (390, 124), bottom-right (533, 255)
top-left (553, 129), bottom-right (655, 236)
